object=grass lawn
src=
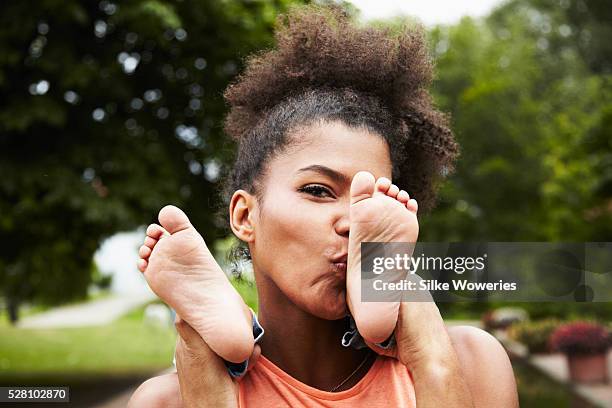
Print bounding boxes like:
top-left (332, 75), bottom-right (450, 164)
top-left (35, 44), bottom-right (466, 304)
top-left (0, 278), bottom-right (255, 385)
top-left (0, 301), bottom-right (176, 384)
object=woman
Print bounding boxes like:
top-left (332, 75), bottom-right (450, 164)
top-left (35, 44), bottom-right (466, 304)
top-left (129, 5), bottom-right (519, 407)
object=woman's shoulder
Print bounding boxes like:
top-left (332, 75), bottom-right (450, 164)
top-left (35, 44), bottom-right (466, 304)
top-left (446, 325), bottom-right (511, 369)
top-left (128, 372), bottom-right (181, 408)
top-left (446, 325), bottom-right (519, 407)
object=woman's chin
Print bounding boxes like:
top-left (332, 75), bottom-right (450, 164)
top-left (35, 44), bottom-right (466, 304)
top-left (314, 294), bottom-right (348, 320)
top-left (293, 283), bottom-right (348, 320)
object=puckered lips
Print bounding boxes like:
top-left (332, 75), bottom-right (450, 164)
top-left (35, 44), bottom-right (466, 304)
top-left (331, 253), bottom-right (348, 273)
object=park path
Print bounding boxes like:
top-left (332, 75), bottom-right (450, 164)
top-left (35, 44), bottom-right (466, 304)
top-left (17, 291), bottom-right (157, 329)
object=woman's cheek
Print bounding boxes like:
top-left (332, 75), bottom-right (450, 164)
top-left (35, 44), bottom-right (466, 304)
top-left (258, 191), bottom-right (332, 279)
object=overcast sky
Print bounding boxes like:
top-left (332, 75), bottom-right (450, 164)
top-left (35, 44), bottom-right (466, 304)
top-left (347, 0), bottom-right (506, 26)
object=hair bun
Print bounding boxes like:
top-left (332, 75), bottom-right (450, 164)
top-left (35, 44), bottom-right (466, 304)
top-left (224, 4), bottom-right (435, 141)
top-left (222, 4), bottom-right (458, 212)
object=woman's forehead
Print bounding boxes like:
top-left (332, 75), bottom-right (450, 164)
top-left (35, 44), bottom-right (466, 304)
top-left (272, 121), bottom-right (393, 178)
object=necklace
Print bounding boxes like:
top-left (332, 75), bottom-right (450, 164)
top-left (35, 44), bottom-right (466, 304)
top-left (328, 350), bottom-right (373, 393)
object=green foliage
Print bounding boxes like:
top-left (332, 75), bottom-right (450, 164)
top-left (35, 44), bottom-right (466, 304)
top-left (509, 318), bottom-right (562, 353)
top-left (232, 277), bottom-right (258, 313)
top-left (422, 0), bottom-right (611, 242)
top-left (421, 0), bottom-right (611, 318)
top-left (0, 0), bottom-right (303, 321)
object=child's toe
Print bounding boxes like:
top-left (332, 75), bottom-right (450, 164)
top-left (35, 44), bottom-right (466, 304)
top-left (407, 199), bottom-right (418, 212)
top-left (139, 245), bottom-right (152, 259)
top-left (397, 190), bottom-right (410, 203)
top-left (146, 224), bottom-right (166, 239)
top-left (350, 171), bottom-right (376, 204)
top-left (137, 259), bottom-right (148, 272)
top-left (144, 236), bottom-right (157, 248)
top-left (374, 177), bottom-right (391, 194)
top-left (387, 184), bottom-right (399, 198)
top-left (158, 206), bottom-right (192, 234)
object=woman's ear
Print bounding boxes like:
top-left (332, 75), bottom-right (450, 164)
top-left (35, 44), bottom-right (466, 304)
top-left (229, 189), bottom-right (257, 243)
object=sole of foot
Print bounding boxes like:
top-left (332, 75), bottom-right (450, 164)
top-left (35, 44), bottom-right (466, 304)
top-left (346, 171), bottom-right (419, 344)
top-left (137, 205), bottom-right (254, 363)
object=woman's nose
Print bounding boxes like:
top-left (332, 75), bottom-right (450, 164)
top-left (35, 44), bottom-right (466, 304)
top-left (334, 214), bottom-right (350, 237)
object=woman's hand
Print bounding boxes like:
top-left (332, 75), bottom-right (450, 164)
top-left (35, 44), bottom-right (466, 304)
top-left (364, 285), bottom-right (476, 408)
top-left (175, 315), bottom-right (261, 408)
top-left (363, 302), bottom-right (456, 368)
top-left (363, 283), bottom-right (448, 367)
top-left (365, 278), bottom-right (519, 408)
top-left (396, 300), bottom-right (475, 407)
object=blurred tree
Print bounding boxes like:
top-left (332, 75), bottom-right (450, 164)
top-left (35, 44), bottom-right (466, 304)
top-left (0, 0), bottom-right (304, 323)
top-left (529, 0), bottom-right (612, 74)
top-left (421, 0), bottom-right (611, 243)
top-left (420, 0), bottom-right (611, 318)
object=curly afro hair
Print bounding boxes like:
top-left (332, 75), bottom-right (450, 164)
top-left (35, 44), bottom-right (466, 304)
top-left (221, 4), bottom-right (458, 216)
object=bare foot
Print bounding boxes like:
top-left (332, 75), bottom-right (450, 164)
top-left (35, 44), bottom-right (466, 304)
top-left (346, 171), bottom-right (419, 344)
top-left (137, 205), bottom-right (254, 363)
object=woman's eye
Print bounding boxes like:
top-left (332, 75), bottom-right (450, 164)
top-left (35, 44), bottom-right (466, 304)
top-left (299, 185), bottom-right (334, 198)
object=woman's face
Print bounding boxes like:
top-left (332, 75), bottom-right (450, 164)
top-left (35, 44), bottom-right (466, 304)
top-left (250, 120), bottom-right (392, 320)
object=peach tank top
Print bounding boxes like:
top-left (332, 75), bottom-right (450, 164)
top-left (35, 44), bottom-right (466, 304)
top-left (238, 355), bottom-right (417, 407)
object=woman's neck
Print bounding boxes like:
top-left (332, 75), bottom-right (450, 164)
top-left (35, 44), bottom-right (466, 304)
top-left (254, 275), bottom-right (375, 391)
